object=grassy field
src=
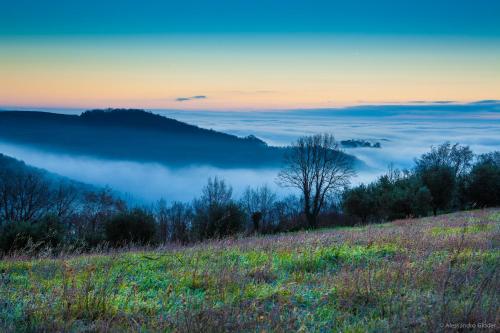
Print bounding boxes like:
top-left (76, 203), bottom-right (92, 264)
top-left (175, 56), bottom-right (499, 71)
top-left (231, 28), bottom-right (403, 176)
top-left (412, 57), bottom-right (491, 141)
top-left (1, 209), bottom-right (499, 332)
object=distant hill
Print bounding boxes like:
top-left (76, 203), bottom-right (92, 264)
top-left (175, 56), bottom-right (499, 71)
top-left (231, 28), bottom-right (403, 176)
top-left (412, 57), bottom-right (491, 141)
top-left (0, 109), bottom-right (361, 168)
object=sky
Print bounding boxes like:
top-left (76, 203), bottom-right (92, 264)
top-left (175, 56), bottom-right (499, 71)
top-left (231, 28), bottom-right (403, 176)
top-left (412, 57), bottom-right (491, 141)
top-left (1, 0), bottom-right (500, 110)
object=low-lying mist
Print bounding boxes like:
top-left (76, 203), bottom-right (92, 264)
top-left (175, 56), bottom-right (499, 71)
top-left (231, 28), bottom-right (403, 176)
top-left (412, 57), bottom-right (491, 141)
top-left (161, 109), bottom-right (500, 171)
top-left (0, 142), bottom-right (298, 203)
top-left (2, 105), bottom-right (499, 203)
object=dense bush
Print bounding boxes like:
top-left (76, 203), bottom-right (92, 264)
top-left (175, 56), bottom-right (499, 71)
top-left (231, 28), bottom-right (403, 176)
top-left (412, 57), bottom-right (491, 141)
top-left (343, 170), bottom-right (433, 223)
top-left (344, 145), bottom-right (499, 224)
top-left (342, 184), bottom-right (379, 223)
top-left (192, 202), bottom-right (245, 239)
top-left (415, 142), bottom-right (473, 213)
top-left (104, 209), bottom-right (157, 246)
top-left (190, 177), bottom-right (246, 240)
top-left (0, 215), bottom-right (65, 252)
top-left (466, 152), bottom-right (500, 207)
top-left (418, 165), bottom-right (455, 215)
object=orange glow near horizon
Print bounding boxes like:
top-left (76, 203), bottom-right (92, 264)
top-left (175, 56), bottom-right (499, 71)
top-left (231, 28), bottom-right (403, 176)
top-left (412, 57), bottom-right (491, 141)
top-left (1, 35), bottom-right (499, 110)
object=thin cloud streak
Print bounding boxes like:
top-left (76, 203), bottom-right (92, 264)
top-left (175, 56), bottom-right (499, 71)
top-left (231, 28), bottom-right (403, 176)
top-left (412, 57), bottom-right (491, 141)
top-left (175, 95), bottom-right (207, 102)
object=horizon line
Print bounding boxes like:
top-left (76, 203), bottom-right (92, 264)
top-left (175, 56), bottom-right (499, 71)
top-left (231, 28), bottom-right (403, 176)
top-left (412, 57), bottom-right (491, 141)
top-left (1, 99), bottom-right (499, 114)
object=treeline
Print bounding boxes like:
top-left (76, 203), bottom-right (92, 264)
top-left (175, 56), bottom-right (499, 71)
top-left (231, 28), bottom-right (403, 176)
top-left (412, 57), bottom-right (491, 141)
top-left (0, 171), bottom-right (306, 252)
top-left (343, 143), bottom-right (500, 223)
top-left (0, 141), bottom-right (498, 254)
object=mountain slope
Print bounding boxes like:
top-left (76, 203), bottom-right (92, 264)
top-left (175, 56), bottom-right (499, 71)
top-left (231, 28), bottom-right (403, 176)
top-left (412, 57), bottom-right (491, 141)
top-left (0, 109), bottom-right (360, 168)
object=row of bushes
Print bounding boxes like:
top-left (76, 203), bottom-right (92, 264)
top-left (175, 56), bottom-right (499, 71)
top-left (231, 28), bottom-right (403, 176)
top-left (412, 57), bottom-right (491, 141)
top-left (0, 173), bottom-right (309, 252)
top-left (343, 145), bottom-right (500, 223)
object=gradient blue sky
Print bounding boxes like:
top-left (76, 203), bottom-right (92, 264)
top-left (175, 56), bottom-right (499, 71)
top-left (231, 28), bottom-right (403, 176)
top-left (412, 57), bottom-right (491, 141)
top-left (3, 0), bottom-right (500, 36)
top-left (1, 0), bottom-right (499, 110)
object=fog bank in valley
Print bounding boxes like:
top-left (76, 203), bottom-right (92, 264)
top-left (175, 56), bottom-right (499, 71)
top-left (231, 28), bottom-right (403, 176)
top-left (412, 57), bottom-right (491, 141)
top-left (1, 105), bottom-right (499, 203)
top-left (161, 108), bottom-right (500, 172)
top-left (0, 142), bottom-right (295, 203)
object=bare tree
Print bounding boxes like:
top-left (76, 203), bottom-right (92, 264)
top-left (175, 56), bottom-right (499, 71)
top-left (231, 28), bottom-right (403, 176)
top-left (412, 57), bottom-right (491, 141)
top-left (79, 187), bottom-right (126, 234)
top-left (166, 201), bottom-right (192, 243)
top-left (50, 182), bottom-right (79, 219)
top-left (278, 134), bottom-right (355, 228)
top-left (155, 199), bottom-right (169, 242)
top-left (192, 177), bottom-right (243, 240)
top-left (155, 199), bottom-right (192, 243)
top-left (0, 163), bottom-right (80, 228)
top-left (200, 176), bottom-right (233, 208)
top-left (240, 185), bottom-right (277, 232)
top-left (0, 169), bottom-right (50, 224)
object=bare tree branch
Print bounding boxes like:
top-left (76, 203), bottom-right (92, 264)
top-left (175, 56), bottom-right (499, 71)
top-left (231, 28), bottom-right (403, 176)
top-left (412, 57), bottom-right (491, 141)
top-left (278, 134), bottom-right (355, 228)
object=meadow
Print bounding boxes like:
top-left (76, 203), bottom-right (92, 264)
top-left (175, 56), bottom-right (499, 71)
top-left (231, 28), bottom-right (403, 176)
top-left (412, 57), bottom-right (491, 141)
top-left (1, 209), bottom-right (498, 332)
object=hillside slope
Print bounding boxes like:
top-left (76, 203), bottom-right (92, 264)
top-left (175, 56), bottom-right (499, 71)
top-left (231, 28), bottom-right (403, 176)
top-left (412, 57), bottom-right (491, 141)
top-left (0, 109), bottom-right (360, 168)
top-left (1, 209), bottom-right (498, 332)
top-left (0, 153), bottom-right (93, 191)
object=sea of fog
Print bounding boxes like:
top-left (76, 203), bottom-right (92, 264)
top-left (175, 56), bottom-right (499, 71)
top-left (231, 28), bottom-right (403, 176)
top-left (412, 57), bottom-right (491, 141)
top-left (1, 108), bottom-right (499, 204)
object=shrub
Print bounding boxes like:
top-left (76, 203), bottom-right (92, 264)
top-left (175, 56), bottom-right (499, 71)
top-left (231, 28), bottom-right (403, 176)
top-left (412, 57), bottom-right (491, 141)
top-left (342, 172), bottom-right (432, 223)
top-left (419, 165), bottom-right (455, 215)
top-left (412, 185), bottom-right (433, 216)
top-left (414, 142), bottom-right (473, 215)
top-left (0, 214), bottom-right (65, 252)
top-left (192, 202), bottom-right (245, 240)
top-left (104, 209), bottom-right (157, 246)
top-left (191, 177), bottom-right (245, 240)
top-left (466, 152), bottom-right (500, 207)
top-left (342, 184), bottom-right (378, 223)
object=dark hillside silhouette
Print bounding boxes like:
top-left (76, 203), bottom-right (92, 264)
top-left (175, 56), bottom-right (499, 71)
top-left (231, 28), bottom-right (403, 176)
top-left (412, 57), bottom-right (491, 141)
top-left (0, 109), bottom-right (359, 168)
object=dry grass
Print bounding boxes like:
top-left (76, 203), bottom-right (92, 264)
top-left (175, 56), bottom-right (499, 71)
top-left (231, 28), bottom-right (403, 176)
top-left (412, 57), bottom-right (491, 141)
top-left (1, 208), bottom-right (499, 332)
